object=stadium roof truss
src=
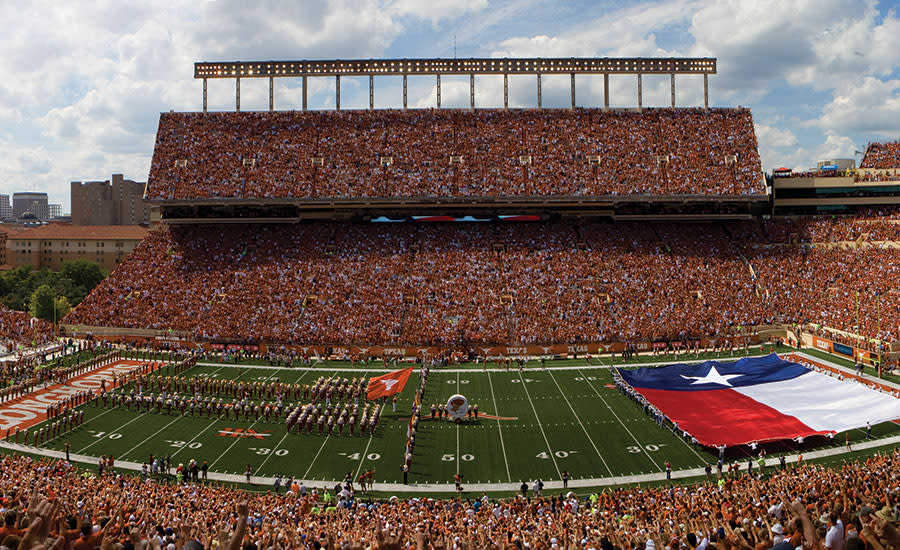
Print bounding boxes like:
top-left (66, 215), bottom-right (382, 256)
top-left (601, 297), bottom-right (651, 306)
top-left (194, 57), bottom-right (717, 112)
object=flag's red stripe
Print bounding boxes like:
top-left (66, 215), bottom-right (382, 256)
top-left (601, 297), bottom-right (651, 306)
top-left (637, 387), bottom-right (827, 446)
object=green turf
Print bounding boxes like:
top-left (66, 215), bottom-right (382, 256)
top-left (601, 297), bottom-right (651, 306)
top-left (23, 347), bottom-right (899, 493)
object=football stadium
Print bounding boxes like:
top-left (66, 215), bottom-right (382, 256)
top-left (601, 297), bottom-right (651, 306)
top-left (4, 53), bottom-right (900, 549)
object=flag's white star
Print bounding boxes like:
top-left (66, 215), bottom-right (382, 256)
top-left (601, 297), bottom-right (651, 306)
top-left (681, 366), bottom-right (744, 387)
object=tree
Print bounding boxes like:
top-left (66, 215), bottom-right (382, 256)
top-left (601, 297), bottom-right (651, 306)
top-left (55, 296), bottom-right (71, 319)
top-left (29, 285), bottom-right (57, 322)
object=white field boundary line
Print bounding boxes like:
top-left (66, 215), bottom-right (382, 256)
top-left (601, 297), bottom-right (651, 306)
top-left (486, 371), bottom-right (512, 483)
top-left (6, 431), bottom-right (900, 492)
top-left (577, 367), bottom-right (663, 472)
top-left (208, 367), bottom-right (290, 471)
top-left (76, 413), bottom-right (148, 454)
top-left (545, 369), bottom-right (613, 477)
top-left (353, 402), bottom-right (386, 481)
top-left (516, 376), bottom-right (562, 479)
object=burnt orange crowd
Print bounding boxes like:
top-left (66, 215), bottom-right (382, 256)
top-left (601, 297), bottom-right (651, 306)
top-left (64, 212), bottom-right (900, 346)
top-left (146, 108), bottom-right (764, 201)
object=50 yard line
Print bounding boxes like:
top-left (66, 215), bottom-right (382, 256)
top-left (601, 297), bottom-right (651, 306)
top-left (486, 371), bottom-right (512, 483)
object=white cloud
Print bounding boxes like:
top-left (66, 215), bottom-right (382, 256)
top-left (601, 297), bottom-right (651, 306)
top-left (389, 0), bottom-right (488, 26)
top-left (818, 77), bottom-right (900, 137)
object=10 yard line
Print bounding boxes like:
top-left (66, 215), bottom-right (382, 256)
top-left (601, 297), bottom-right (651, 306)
top-left (546, 369), bottom-right (613, 476)
top-left (486, 371), bottom-right (512, 483)
top-left (516, 377), bottom-right (562, 479)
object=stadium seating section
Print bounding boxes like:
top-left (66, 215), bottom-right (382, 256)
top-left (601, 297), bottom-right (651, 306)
top-left (861, 140), bottom-right (900, 169)
top-left (66, 213), bottom-right (900, 346)
top-left (146, 108), bottom-right (764, 200)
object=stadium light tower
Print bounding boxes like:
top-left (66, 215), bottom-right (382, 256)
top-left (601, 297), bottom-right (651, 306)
top-left (194, 57), bottom-right (717, 112)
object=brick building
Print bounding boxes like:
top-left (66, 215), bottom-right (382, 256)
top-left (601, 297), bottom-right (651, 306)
top-left (71, 174), bottom-right (149, 226)
top-left (5, 224), bottom-right (148, 270)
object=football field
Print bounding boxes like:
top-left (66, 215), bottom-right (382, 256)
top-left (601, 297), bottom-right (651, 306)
top-left (23, 352), bottom-right (900, 492)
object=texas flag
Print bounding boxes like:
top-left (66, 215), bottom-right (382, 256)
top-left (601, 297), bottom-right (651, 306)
top-left (367, 367), bottom-right (414, 400)
top-left (620, 354), bottom-right (900, 447)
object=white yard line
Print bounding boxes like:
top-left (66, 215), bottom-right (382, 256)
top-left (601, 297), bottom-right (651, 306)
top-left (456, 372), bottom-right (460, 474)
top-left (516, 376), bottom-right (562, 478)
top-left (353, 403), bottom-right (386, 480)
top-left (578, 367), bottom-right (662, 471)
top-left (486, 371), bottom-right (512, 483)
top-left (209, 368), bottom-right (287, 470)
top-left (76, 413), bottom-right (147, 454)
top-left (254, 431), bottom-right (291, 476)
top-left (120, 416), bottom-right (183, 459)
top-left (303, 436), bottom-right (331, 479)
top-left (546, 369), bottom-right (613, 476)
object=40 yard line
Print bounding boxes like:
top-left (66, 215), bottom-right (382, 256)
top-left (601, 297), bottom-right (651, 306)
top-left (546, 369), bottom-right (612, 476)
top-left (516, 376), bottom-right (562, 479)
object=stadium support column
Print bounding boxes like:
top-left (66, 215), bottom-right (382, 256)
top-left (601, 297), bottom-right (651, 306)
top-left (336, 75), bottom-right (341, 111)
top-left (436, 74), bottom-right (441, 109)
top-left (236, 77), bottom-right (241, 112)
top-left (704, 74), bottom-right (709, 109)
top-left (403, 74), bottom-right (407, 111)
top-left (537, 73), bottom-right (542, 110)
top-left (570, 73), bottom-right (576, 110)
top-left (202, 78), bottom-right (207, 113)
top-left (302, 76), bottom-right (308, 111)
top-left (670, 73), bottom-right (675, 107)
top-left (470, 74), bottom-right (475, 112)
top-left (369, 75), bottom-right (374, 110)
top-left (603, 74), bottom-right (610, 110)
top-left (503, 73), bottom-right (508, 110)
top-left (637, 73), bottom-right (642, 111)
top-left (269, 76), bottom-right (274, 111)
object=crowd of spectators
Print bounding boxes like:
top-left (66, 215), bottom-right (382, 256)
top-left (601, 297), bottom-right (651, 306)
top-left (64, 213), bottom-right (900, 346)
top-left (0, 304), bottom-right (52, 351)
top-left (861, 141), bottom-right (900, 169)
top-left (3, 447), bottom-right (900, 549)
top-left (146, 108), bottom-right (764, 200)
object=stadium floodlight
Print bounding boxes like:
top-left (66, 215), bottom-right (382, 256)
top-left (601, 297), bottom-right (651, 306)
top-left (194, 56), bottom-right (717, 112)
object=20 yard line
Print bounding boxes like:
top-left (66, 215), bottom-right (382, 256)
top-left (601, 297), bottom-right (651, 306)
top-left (516, 377), bottom-right (562, 478)
top-left (578, 367), bottom-right (662, 471)
top-left (486, 371), bottom-right (512, 483)
top-left (546, 369), bottom-right (612, 476)
top-left (209, 367), bottom-right (291, 470)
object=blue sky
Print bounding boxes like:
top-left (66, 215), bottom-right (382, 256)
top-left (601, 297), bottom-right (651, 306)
top-left (3, 0), bottom-right (900, 209)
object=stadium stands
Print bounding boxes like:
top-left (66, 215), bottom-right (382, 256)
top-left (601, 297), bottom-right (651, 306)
top-left (2, 450), bottom-right (897, 549)
top-left (65, 215), bottom-right (900, 346)
top-left (146, 108), bottom-right (764, 201)
top-left (0, 304), bottom-right (52, 348)
top-left (861, 140), bottom-right (900, 169)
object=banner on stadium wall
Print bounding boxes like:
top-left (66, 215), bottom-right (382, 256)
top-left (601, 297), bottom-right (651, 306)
top-left (832, 342), bottom-right (854, 357)
top-left (811, 336), bottom-right (833, 353)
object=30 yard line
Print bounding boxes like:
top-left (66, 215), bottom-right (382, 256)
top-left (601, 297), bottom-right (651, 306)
top-left (516, 377), bottom-right (562, 478)
top-left (578, 367), bottom-right (662, 471)
top-left (486, 371), bottom-right (511, 482)
top-left (209, 367), bottom-right (294, 470)
top-left (546, 369), bottom-right (612, 476)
